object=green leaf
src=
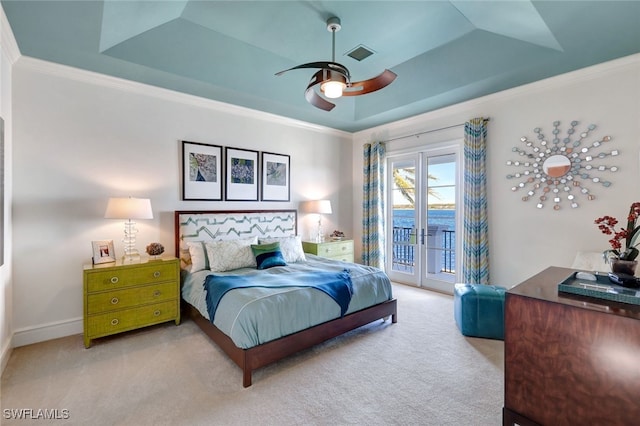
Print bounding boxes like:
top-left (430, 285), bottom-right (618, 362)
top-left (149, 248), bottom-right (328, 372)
top-left (624, 247), bottom-right (639, 261)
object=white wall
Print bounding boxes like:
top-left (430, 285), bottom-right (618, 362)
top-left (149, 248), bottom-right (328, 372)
top-left (353, 54), bottom-right (640, 289)
top-left (10, 59), bottom-right (353, 346)
top-left (0, 5), bottom-right (18, 373)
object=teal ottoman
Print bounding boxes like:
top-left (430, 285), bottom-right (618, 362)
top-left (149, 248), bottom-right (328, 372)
top-left (454, 283), bottom-right (506, 340)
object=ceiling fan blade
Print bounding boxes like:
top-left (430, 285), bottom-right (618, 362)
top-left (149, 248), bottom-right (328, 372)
top-left (305, 86), bottom-right (335, 111)
top-left (304, 70), bottom-right (336, 111)
top-left (276, 61), bottom-right (350, 80)
top-left (342, 69), bottom-right (397, 96)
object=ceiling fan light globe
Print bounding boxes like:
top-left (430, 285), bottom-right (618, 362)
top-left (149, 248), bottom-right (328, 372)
top-left (321, 80), bottom-right (346, 98)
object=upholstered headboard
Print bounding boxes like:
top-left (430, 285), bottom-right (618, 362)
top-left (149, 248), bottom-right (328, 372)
top-left (174, 210), bottom-right (297, 268)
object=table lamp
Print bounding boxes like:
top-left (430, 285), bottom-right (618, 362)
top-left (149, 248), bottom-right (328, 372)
top-left (300, 199), bottom-right (332, 243)
top-left (104, 197), bottom-right (153, 263)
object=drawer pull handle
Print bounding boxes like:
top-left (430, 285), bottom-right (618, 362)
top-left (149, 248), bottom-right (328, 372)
top-left (153, 310), bottom-right (161, 317)
top-left (153, 271), bottom-right (161, 278)
top-left (341, 247), bottom-right (346, 251)
top-left (110, 318), bottom-right (119, 326)
top-left (111, 297), bottom-right (119, 305)
top-left (153, 290), bottom-right (161, 297)
top-left (110, 277), bottom-right (119, 284)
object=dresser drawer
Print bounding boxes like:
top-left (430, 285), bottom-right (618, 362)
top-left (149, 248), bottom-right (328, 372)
top-left (87, 282), bottom-right (177, 314)
top-left (86, 301), bottom-right (178, 338)
top-left (316, 241), bottom-right (353, 257)
top-left (86, 262), bottom-right (178, 292)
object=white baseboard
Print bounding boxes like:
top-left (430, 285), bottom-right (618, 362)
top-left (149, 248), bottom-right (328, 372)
top-left (12, 317), bottom-right (82, 348)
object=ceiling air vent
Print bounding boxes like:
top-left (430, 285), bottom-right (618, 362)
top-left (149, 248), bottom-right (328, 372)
top-left (346, 44), bottom-right (375, 62)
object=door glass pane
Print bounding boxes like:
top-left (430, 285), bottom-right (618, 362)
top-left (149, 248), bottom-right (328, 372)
top-left (391, 159), bottom-right (416, 274)
top-left (426, 154), bottom-right (456, 283)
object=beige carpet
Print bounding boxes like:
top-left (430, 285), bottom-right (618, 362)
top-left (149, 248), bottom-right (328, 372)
top-left (1, 284), bottom-right (504, 425)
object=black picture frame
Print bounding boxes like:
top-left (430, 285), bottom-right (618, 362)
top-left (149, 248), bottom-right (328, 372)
top-left (182, 141), bottom-right (223, 201)
top-left (261, 152), bottom-right (290, 201)
top-left (225, 147), bottom-right (259, 201)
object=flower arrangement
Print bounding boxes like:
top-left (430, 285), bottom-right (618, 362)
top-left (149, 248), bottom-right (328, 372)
top-left (595, 202), bottom-right (640, 262)
top-left (145, 242), bottom-right (165, 257)
top-left (330, 230), bottom-right (345, 240)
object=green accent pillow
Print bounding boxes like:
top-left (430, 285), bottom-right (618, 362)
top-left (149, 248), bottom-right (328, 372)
top-left (251, 242), bottom-right (287, 270)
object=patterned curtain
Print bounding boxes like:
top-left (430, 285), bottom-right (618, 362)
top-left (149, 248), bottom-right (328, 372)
top-left (362, 141), bottom-right (386, 269)
top-left (463, 118), bottom-right (490, 284)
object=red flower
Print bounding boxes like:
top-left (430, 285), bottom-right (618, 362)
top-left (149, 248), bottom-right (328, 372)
top-left (595, 202), bottom-right (640, 261)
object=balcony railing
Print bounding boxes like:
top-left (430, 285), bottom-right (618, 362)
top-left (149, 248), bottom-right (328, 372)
top-left (392, 226), bottom-right (455, 274)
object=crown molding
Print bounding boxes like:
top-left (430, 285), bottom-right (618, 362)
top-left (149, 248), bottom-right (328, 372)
top-left (355, 53), bottom-right (640, 141)
top-left (15, 56), bottom-right (352, 139)
top-left (14, 49), bottom-right (639, 142)
top-left (1, 6), bottom-right (20, 64)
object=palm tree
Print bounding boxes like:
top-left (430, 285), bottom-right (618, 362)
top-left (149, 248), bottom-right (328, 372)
top-left (393, 167), bottom-right (415, 206)
top-left (393, 167), bottom-right (440, 208)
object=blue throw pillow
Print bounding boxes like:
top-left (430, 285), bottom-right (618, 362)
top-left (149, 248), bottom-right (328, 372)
top-left (251, 242), bottom-right (287, 270)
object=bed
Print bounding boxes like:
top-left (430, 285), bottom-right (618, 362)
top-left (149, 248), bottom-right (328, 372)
top-left (174, 210), bottom-right (397, 387)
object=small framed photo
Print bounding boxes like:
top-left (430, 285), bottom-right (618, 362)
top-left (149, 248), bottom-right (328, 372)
top-left (225, 147), bottom-right (259, 201)
top-left (92, 240), bottom-right (116, 264)
top-left (182, 141), bottom-right (223, 201)
top-left (261, 152), bottom-right (290, 201)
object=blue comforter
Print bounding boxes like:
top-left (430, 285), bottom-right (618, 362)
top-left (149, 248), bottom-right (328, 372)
top-left (204, 269), bottom-right (353, 321)
top-left (182, 254), bottom-right (393, 349)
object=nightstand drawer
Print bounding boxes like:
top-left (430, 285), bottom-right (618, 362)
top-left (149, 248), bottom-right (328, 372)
top-left (86, 262), bottom-right (178, 292)
top-left (86, 301), bottom-right (178, 338)
top-left (303, 240), bottom-right (354, 263)
top-left (316, 241), bottom-right (353, 257)
top-left (87, 282), bottom-right (177, 314)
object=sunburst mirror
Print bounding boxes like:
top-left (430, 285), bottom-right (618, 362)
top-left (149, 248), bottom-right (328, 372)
top-left (506, 120), bottom-right (618, 210)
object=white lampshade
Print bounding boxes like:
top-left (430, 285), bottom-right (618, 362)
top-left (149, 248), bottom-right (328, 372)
top-left (104, 197), bottom-right (153, 220)
top-left (300, 199), bottom-right (332, 215)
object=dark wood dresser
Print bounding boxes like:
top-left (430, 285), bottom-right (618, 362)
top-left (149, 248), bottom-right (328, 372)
top-left (504, 266), bottom-right (640, 426)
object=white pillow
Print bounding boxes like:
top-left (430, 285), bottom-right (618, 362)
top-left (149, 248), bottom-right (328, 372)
top-left (205, 236), bottom-right (258, 272)
top-left (186, 241), bottom-right (208, 272)
top-left (259, 235), bottom-right (306, 263)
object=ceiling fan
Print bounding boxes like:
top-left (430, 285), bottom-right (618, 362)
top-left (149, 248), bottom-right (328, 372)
top-left (275, 17), bottom-right (397, 111)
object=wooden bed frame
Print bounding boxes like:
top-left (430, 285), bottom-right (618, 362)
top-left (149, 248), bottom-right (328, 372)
top-left (174, 210), bottom-right (397, 387)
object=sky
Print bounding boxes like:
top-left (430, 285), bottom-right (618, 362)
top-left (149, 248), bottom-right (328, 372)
top-left (392, 160), bottom-right (456, 207)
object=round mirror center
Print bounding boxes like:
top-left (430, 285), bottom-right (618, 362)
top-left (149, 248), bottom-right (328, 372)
top-left (543, 155), bottom-right (571, 178)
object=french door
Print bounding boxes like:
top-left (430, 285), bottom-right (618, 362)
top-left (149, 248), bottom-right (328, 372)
top-left (386, 146), bottom-right (461, 293)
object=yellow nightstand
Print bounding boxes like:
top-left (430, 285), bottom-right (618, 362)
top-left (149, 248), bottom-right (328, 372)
top-left (83, 257), bottom-right (180, 348)
top-left (302, 240), bottom-right (354, 263)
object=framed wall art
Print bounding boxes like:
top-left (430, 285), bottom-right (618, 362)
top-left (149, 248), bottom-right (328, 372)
top-left (92, 240), bottom-right (116, 264)
top-left (182, 141), bottom-right (223, 201)
top-left (225, 147), bottom-right (259, 201)
top-left (261, 152), bottom-right (290, 201)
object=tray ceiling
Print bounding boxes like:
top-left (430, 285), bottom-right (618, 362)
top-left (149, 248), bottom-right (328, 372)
top-left (3, 1), bottom-right (639, 132)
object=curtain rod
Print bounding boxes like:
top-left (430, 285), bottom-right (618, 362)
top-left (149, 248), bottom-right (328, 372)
top-left (381, 118), bottom-right (490, 143)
